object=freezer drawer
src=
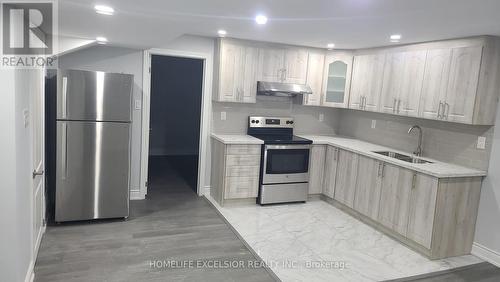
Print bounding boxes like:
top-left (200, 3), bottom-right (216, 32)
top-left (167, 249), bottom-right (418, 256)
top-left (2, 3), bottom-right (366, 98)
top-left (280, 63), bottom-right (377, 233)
top-left (56, 121), bottom-right (130, 222)
top-left (57, 69), bottom-right (133, 122)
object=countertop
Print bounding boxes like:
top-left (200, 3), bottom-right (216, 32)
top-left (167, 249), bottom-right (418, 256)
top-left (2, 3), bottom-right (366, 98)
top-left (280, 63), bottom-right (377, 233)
top-left (298, 135), bottom-right (487, 178)
top-left (211, 133), bottom-right (264, 145)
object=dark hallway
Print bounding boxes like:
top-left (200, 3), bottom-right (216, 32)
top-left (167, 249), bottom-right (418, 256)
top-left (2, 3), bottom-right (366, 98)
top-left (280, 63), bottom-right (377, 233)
top-left (148, 55), bottom-right (203, 194)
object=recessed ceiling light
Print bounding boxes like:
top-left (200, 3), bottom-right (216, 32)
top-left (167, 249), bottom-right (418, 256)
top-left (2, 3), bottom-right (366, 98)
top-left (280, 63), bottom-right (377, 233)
top-left (390, 34), bottom-right (402, 42)
top-left (327, 43), bottom-right (335, 50)
top-left (96, 36), bottom-right (108, 44)
top-left (94, 5), bottom-right (114, 15)
top-left (217, 30), bottom-right (227, 37)
top-left (255, 14), bottom-right (268, 25)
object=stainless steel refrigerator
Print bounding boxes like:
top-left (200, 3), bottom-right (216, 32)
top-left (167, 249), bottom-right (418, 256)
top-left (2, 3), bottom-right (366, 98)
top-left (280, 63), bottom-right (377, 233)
top-left (55, 69), bottom-right (133, 222)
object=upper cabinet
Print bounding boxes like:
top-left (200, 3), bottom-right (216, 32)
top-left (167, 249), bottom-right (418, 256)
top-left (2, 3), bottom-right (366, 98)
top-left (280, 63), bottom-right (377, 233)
top-left (257, 46), bottom-right (286, 82)
top-left (321, 53), bottom-right (353, 108)
top-left (213, 39), bottom-right (260, 103)
top-left (380, 50), bottom-right (427, 117)
top-left (257, 47), bottom-right (308, 84)
top-left (214, 36), bottom-right (500, 125)
top-left (304, 50), bottom-right (326, 106)
top-left (349, 54), bottom-right (386, 111)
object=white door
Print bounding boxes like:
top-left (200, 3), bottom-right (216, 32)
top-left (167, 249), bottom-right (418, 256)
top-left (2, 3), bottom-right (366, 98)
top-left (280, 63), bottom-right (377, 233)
top-left (419, 49), bottom-right (452, 120)
top-left (31, 69), bottom-right (45, 257)
top-left (284, 48), bottom-right (308, 84)
top-left (258, 47), bottom-right (285, 82)
top-left (380, 52), bottom-right (405, 114)
top-left (444, 46), bottom-right (482, 123)
top-left (304, 51), bottom-right (325, 106)
top-left (398, 50), bottom-right (427, 117)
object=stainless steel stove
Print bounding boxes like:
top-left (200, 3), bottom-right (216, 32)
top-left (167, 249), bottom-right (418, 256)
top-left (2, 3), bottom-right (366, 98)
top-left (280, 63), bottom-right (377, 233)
top-left (248, 116), bottom-right (312, 205)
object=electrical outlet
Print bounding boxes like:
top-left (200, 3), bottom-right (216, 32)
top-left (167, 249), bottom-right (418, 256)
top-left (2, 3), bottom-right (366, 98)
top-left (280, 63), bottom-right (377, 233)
top-left (220, 111), bottom-right (227, 121)
top-left (477, 136), bottom-right (486, 150)
top-left (371, 119), bottom-right (377, 129)
top-left (319, 113), bottom-right (324, 122)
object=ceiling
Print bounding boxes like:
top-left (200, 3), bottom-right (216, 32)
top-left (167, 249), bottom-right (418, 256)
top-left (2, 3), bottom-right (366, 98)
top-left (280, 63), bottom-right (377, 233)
top-left (59, 0), bottom-right (500, 50)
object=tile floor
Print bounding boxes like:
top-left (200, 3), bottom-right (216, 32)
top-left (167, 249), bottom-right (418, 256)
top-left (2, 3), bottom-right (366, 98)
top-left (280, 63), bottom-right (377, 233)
top-left (207, 197), bottom-right (482, 282)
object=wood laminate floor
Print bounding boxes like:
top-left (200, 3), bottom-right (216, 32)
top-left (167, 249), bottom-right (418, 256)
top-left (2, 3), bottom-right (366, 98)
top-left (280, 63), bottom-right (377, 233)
top-left (385, 262), bottom-right (500, 282)
top-left (34, 156), bottom-right (276, 282)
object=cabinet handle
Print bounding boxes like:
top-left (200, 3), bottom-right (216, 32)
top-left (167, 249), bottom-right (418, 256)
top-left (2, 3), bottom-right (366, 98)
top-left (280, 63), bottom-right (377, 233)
top-left (437, 101), bottom-right (443, 119)
top-left (282, 68), bottom-right (287, 82)
top-left (359, 97), bottom-right (363, 109)
top-left (333, 148), bottom-right (337, 161)
top-left (32, 169), bottom-right (44, 178)
top-left (412, 173), bottom-right (417, 189)
top-left (393, 98), bottom-right (397, 113)
top-left (363, 96), bottom-right (367, 110)
top-left (444, 102), bottom-right (450, 119)
top-left (397, 99), bottom-right (401, 114)
top-left (377, 162), bottom-right (382, 177)
top-left (381, 163), bottom-right (386, 178)
top-left (62, 76), bottom-right (68, 118)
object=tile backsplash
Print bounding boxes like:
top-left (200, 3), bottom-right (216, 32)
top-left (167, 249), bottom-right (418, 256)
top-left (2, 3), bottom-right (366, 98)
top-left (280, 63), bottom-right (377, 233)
top-left (338, 109), bottom-right (494, 170)
top-left (212, 96), bottom-right (340, 135)
top-left (211, 98), bottom-right (494, 170)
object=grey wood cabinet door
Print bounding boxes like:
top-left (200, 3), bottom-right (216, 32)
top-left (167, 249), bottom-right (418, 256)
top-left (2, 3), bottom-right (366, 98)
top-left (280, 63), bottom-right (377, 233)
top-left (378, 164), bottom-right (414, 236)
top-left (308, 145), bottom-right (326, 194)
top-left (445, 46), bottom-right (482, 123)
top-left (322, 146), bottom-right (339, 198)
top-left (353, 156), bottom-right (383, 220)
top-left (406, 173), bottom-right (438, 249)
top-left (333, 149), bottom-right (358, 208)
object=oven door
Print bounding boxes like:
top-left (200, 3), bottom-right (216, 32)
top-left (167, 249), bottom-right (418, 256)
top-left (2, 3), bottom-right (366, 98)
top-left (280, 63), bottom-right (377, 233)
top-left (262, 144), bottom-right (310, 184)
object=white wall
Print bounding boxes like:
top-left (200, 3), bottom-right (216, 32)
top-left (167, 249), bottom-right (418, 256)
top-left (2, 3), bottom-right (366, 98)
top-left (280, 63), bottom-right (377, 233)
top-left (58, 35), bottom-right (215, 195)
top-left (474, 100), bottom-right (500, 264)
top-left (0, 69), bottom-right (40, 282)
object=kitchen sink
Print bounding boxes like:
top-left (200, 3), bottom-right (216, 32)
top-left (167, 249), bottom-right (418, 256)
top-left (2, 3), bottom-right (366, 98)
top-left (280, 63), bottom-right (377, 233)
top-left (373, 151), bottom-right (433, 164)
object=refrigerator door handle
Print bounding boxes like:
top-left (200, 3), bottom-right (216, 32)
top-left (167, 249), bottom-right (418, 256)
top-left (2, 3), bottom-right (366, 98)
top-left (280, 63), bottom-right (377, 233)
top-left (62, 76), bottom-right (68, 118)
top-left (61, 122), bottom-right (68, 179)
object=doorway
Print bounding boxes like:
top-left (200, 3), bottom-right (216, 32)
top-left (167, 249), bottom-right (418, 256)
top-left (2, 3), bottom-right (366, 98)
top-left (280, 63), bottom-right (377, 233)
top-left (147, 55), bottom-right (204, 195)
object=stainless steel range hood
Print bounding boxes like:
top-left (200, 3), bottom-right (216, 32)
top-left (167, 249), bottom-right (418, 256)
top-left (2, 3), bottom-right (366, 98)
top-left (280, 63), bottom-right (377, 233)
top-left (257, 81), bottom-right (313, 97)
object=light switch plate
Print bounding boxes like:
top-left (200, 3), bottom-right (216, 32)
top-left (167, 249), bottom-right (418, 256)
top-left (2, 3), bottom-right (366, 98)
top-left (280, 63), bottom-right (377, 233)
top-left (371, 119), bottom-right (377, 129)
top-left (477, 136), bottom-right (486, 150)
top-left (319, 113), bottom-right (324, 122)
top-left (134, 99), bottom-right (141, 110)
top-left (220, 111), bottom-right (226, 121)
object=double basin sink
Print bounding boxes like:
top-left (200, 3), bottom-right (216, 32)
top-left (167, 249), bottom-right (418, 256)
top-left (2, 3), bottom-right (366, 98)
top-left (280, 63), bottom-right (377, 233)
top-left (373, 151), bottom-right (433, 164)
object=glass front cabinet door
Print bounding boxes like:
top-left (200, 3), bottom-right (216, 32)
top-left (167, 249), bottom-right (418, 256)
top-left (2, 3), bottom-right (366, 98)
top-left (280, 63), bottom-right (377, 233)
top-left (321, 53), bottom-right (353, 108)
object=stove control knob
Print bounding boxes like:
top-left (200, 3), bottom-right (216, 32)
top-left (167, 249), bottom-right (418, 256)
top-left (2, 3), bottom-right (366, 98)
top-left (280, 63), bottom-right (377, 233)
top-left (251, 120), bottom-right (256, 123)
top-left (256, 120), bottom-right (260, 124)
top-left (290, 121), bottom-right (294, 124)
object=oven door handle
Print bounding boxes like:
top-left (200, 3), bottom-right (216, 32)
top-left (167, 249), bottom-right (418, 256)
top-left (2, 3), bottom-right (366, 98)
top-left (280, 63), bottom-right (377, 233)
top-left (264, 144), bottom-right (311, 150)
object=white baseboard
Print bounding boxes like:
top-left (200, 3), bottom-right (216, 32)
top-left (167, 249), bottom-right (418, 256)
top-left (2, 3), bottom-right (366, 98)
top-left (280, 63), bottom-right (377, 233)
top-left (24, 260), bottom-right (34, 282)
top-left (130, 189), bottom-right (146, 200)
top-left (203, 185), bottom-right (210, 196)
top-left (471, 242), bottom-right (500, 267)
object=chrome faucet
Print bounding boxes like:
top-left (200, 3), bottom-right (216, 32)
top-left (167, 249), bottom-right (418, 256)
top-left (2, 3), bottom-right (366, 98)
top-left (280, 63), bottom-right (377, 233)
top-left (408, 125), bottom-right (423, 157)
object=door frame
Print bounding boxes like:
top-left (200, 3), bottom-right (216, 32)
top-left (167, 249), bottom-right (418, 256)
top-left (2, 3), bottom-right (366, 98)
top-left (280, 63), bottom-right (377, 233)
top-left (140, 48), bottom-right (212, 198)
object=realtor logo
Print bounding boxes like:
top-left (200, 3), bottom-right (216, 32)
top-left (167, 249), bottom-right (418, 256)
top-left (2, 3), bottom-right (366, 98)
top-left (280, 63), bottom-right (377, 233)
top-left (1, 0), bottom-right (57, 68)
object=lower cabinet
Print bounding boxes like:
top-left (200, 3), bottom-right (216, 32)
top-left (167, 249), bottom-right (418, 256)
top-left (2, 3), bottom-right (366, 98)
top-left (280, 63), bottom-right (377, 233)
top-left (333, 149), bottom-right (358, 208)
top-left (406, 174), bottom-right (438, 249)
top-left (353, 156), bottom-right (383, 220)
top-left (308, 145), bottom-right (326, 194)
top-left (318, 144), bottom-right (482, 259)
top-left (378, 164), bottom-right (414, 236)
top-left (322, 146), bottom-right (339, 198)
top-left (210, 139), bottom-right (261, 205)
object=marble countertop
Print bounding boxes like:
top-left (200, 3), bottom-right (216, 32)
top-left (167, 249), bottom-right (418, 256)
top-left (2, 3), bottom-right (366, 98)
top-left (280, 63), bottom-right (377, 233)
top-left (211, 133), bottom-right (264, 145)
top-left (298, 135), bottom-right (487, 178)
